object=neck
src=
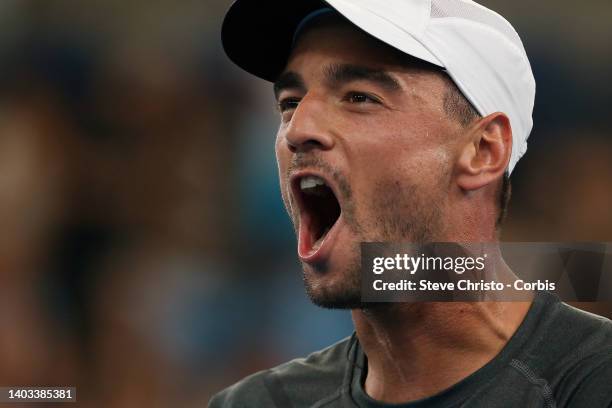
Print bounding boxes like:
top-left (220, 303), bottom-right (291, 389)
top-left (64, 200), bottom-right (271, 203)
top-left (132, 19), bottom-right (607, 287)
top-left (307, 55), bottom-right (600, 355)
top-left (353, 281), bottom-right (532, 403)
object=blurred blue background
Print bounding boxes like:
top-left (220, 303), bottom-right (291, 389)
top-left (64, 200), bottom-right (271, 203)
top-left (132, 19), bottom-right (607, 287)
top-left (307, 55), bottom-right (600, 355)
top-left (0, 1), bottom-right (610, 406)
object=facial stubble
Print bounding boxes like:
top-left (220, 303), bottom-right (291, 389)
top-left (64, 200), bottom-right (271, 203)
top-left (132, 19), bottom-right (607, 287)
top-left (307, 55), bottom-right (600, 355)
top-left (288, 156), bottom-right (447, 310)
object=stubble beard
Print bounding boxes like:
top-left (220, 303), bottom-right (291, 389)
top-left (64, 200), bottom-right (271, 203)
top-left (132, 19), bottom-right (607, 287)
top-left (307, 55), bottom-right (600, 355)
top-left (301, 173), bottom-right (447, 310)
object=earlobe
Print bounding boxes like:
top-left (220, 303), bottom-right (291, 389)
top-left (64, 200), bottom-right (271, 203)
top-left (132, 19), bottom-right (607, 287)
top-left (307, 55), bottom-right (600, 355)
top-left (456, 112), bottom-right (512, 192)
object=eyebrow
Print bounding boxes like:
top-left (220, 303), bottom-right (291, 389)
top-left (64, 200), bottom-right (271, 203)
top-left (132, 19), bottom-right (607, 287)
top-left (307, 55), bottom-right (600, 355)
top-left (323, 63), bottom-right (402, 92)
top-left (274, 71), bottom-right (306, 100)
top-left (273, 63), bottom-right (402, 100)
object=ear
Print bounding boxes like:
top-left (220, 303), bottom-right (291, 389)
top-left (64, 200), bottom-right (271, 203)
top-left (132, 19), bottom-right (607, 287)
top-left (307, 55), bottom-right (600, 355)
top-left (456, 112), bottom-right (512, 191)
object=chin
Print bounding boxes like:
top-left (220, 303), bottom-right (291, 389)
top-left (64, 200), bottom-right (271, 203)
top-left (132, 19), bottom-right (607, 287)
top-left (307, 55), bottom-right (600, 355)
top-left (301, 246), bottom-right (363, 309)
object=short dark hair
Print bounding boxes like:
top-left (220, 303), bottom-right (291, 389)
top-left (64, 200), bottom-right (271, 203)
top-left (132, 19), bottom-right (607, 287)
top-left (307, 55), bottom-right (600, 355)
top-left (442, 78), bottom-right (480, 127)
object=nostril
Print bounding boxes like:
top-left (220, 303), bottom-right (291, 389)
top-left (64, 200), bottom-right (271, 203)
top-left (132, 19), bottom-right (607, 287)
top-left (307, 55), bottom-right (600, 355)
top-left (288, 139), bottom-right (325, 153)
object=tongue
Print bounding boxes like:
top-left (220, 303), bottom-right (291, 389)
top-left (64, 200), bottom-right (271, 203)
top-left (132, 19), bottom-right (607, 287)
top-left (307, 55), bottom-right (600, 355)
top-left (298, 210), bottom-right (332, 258)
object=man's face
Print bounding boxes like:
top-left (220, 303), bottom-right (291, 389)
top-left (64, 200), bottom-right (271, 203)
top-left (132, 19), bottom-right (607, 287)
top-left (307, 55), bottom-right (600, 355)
top-left (274, 20), bottom-right (466, 308)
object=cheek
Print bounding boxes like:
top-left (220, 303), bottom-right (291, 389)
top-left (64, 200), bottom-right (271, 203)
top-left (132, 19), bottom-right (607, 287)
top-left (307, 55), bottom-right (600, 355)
top-left (274, 132), bottom-right (283, 168)
top-left (275, 131), bottom-right (290, 169)
top-left (275, 132), bottom-right (291, 199)
top-left (347, 124), bottom-right (453, 207)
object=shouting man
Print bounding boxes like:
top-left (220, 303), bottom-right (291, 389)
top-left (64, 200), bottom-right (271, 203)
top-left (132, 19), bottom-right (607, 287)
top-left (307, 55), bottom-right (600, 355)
top-left (211, 0), bottom-right (612, 406)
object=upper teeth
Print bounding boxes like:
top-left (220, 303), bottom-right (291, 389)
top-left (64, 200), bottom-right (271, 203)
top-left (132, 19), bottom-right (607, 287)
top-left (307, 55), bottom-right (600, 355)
top-left (300, 176), bottom-right (326, 190)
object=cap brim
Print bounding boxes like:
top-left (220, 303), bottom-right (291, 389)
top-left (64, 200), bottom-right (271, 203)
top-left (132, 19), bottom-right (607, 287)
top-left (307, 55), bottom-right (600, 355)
top-left (221, 0), bottom-right (443, 83)
top-left (222, 0), bottom-right (327, 82)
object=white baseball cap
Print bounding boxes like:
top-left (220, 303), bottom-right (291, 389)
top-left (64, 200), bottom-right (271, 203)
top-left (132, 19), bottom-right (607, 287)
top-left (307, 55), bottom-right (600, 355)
top-left (222, 0), bottom-right (536, 174)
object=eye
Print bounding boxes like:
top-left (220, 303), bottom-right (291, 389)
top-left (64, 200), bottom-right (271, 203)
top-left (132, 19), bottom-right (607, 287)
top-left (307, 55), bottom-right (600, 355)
top-left (344, 91), bottom-right (381, 105)
top-left (277, 97), bottom-right (301, 113)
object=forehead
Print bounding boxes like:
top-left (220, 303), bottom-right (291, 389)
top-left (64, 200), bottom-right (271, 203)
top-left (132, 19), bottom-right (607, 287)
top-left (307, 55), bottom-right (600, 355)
top-left (283, 16), bottom-right (444, 89)
top-left (287, 17), bottom-right (411, 73)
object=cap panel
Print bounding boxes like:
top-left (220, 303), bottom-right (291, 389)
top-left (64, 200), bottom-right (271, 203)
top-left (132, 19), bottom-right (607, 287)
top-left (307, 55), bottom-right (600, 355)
top-left (326, 0), bottom-right (443, 67)
top-left (430, 0), bottom-right (525, 54)
top-left (424, 19), bottom-right (535, 173)
top-left (336, 0), bottom-right (432, 35)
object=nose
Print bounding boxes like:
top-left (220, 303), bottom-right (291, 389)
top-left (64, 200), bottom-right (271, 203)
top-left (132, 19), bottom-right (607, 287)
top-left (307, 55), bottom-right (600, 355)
top-left (284, 94), bottom-right (335, 153)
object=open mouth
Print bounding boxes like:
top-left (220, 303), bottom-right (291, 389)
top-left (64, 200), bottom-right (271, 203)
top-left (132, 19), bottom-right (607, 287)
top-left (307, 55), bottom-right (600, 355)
top-left (292, 174), bottom-right (342, 258)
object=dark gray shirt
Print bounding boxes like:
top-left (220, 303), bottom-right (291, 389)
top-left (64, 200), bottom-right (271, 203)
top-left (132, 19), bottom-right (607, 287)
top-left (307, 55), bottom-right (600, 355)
top-left (209, 292), bottom-right (612, 407)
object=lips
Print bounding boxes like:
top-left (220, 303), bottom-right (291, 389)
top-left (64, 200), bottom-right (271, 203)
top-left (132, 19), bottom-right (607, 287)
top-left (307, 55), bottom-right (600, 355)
top-left (290, 171), bottom-right (343, 264)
